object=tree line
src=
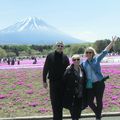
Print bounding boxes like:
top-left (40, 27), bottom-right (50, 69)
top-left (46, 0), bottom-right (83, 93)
top-left (0, 38), bottom-right (120, 58)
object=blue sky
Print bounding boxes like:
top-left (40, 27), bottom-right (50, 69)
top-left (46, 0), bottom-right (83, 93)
top-left (0, 0), bottom-right (120, 41)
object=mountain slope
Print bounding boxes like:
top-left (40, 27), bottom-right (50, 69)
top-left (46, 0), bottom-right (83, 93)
top-left (0, 17), bottom-right (84, 45)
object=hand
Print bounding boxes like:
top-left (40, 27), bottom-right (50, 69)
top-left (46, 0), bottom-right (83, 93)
top-left (66, 65), bottom-right (71, 69)
top-left (43, 82), bottom-right (48, 89)
top-left (112, 36), bottom-right (118, 42)
top-left (104, 36), bottom-right (117, 51)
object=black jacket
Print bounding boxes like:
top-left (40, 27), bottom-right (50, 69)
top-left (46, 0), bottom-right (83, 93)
top-left (43, 51), bottom-right (70, 82)
top-left (62, 64), bottom-right (88, 110)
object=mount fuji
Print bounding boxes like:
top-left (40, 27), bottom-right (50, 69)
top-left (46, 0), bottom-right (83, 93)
top-left (0, 17), bottom-right (84, 45)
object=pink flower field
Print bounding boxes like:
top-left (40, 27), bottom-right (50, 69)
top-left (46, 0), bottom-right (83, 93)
top-left (0, 58), bottom-right (120, 117)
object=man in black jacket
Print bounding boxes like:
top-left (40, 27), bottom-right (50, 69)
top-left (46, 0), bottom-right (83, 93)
top-left (43, 41), bottom-right (70, 120)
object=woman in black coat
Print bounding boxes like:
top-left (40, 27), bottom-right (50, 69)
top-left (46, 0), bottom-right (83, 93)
top-left (62, 54), bottom-right (87, 120)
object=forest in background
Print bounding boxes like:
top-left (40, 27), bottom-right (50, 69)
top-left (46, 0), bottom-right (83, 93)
top-left (0, 38), bottom-right (120, 58)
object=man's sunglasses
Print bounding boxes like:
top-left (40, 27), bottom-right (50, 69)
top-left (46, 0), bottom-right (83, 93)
top-left (72, 58), bottom-right (80, 61)
top-left (57, 45), bottom-right (64, 47)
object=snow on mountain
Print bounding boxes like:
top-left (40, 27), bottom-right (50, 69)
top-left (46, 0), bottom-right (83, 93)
top-left (1, 17), bottom-right (55, 33)
top-left (0, 17), bottom-right (84, 45)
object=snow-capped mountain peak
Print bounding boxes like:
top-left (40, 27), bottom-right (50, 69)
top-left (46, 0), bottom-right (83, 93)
top-left (0, 17), bottom-right (84, 45)
top-left (1, 17), bottom-right (54, 33)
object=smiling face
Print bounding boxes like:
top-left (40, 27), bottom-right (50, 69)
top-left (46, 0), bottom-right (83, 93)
top-left (85, 47), bottom-right (97, 60)
top-left (85, 50), bottom-right (94, 59)
top-left (72, 54), bottom-right (80, 66)
top-left (56, 42), bottom-right (64, 53)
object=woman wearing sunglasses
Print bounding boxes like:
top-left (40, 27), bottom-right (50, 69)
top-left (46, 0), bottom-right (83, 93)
top-left (82, 36), bottom-right (117, 120)
top-left (62, 54), bottom-right (87, 120)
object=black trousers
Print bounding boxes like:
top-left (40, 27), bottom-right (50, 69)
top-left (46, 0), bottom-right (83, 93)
top-left (87, 81), bottom-right (105, 119)
top-left (69, 97), bottom-right (82, 120)
top-left (49, 81), bottom-right (63, 120)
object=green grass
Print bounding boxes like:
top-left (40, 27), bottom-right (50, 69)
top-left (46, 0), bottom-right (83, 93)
top-left (0, 66), bottom-right (120, 117)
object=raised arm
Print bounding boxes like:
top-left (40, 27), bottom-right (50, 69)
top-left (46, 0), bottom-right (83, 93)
top-left (104, 36), bottom-right (117, 51)
top-left (97, 36), bottom-right (117, 62)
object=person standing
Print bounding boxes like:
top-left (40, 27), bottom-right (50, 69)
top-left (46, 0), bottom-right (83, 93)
top-left (62, 54), bottom-right (87, 120)
top-left (43, 41), bottom-right (70, 120)
top-left (82, 36), bottom-right (117, 120)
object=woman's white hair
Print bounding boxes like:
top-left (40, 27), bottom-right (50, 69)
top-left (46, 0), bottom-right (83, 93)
top-left (72, 54), bottom-right (80, 60)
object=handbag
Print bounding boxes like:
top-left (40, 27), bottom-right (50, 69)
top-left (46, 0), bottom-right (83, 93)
top-left (86, 79), bottom-right (93, 88)
top-left (102, 75), bottom-right (109, 81)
